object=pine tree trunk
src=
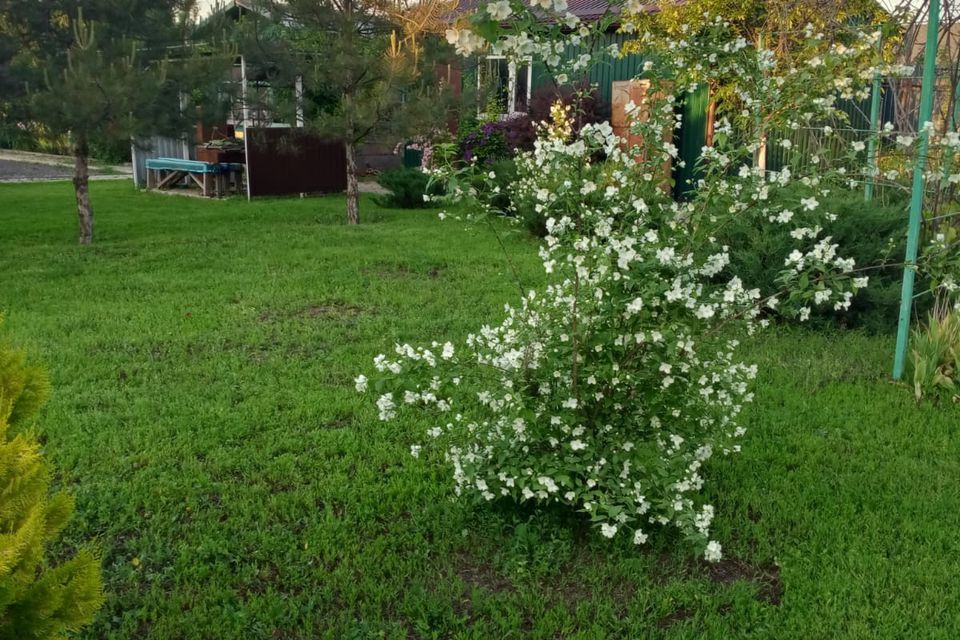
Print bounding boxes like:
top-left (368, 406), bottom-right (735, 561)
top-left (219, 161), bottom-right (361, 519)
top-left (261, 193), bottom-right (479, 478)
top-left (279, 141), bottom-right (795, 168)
top-left (73, 138), bottom-right (94, 245)
top-left (340, 0), bottom-right (360, 227)
top-left (345, 140), bottom-right (360, 225)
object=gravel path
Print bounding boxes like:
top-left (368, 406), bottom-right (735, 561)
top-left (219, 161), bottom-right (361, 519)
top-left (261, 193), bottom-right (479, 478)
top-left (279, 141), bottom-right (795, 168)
top-left (0, 159), bottom-right (76, 182)
top-left (0, 151), bottom-right (132, 183)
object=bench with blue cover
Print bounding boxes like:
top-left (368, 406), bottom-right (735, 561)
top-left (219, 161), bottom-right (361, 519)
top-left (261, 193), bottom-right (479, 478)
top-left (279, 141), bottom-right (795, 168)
top-left (145, 158), bottom-right (243, 197)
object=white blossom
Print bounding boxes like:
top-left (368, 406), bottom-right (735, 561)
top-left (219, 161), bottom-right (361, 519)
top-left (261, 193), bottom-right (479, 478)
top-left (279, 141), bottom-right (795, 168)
top-left (704, 540), bottom-right (722, 562)
top-left (354, 374), bottom-right (368, 392)
top-left (376, 393), bottom-right (396, 421)
top-left (486, 0), bottom-right (512, 20)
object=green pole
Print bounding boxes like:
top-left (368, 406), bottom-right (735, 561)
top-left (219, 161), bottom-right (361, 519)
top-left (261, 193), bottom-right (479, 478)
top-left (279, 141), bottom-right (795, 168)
top-left (893, 0), bottom-right (940, 381)
top-left (865, 41), bottom-right (883, 202)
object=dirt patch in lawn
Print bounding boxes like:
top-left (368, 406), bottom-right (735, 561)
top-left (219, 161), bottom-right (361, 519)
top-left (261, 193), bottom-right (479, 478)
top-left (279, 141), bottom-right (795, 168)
top-left (257, 302), bottom-right (368, 323)
top-left (657, 606), bottom-right (694, 628)
top-left (323, 415), bottom-right (353, 430)
top-left (545, 553), bottom-right (637, 615)
top-left (655, 554), bottom-right (783, 629)
top-left (548, 574), bottom-right (636, 615)
top-left (361, 262), bottom-right (447, 280)
top-left (295, 303), bottom-right (365, 319)
top-left (453, 551), bottom-right (515, 596)
top-left (702, 557), bottom-right (783, 605)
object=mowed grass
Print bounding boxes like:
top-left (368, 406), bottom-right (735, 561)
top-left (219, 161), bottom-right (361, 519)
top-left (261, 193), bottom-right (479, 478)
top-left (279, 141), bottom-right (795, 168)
top-left (1, 180), bottom-right (959, 640)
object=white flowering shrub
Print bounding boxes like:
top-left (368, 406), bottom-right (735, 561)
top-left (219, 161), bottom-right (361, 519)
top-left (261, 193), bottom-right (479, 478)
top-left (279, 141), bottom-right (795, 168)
top-left (363, 118), bottom-right (771, 560)
top-left (358, 8), bottom-right (960, 560)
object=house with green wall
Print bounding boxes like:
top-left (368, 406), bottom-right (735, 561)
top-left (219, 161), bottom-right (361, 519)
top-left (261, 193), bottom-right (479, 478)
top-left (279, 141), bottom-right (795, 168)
top-left (455, 0), bottom-right (709, 195)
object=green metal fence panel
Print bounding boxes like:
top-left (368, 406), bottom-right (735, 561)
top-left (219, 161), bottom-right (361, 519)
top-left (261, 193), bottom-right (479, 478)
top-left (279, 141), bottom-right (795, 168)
top-left (676, 84), bottom-right (710, 197)
top-left (489, 35), bottom-right (713, 197)
top-left (529, 34), bottom-right (708, 197)
top-left (766, 89), bottom-right (895, 175)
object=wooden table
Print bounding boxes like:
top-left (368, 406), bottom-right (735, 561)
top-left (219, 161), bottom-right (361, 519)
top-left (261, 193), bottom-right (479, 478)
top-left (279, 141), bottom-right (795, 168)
top-left (145, 158), bottom-right (244, 197)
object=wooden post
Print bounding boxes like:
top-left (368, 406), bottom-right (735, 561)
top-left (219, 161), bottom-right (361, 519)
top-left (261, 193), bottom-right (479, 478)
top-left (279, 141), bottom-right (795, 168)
top-left (612, 79), bottom-right (674, 192)
top-left (507, 60), bottom-right (517, 114)
top-left (754, 35), bottom-right (767, 173)
top-left (243, 127), bottom-right (252, 201)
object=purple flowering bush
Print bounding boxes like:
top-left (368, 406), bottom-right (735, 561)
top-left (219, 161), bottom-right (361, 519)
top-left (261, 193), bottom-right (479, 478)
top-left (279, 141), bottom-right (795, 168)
top-left (458, 120), bottom-right (507, 165)
top-left (457, 114), bottom-right (536, 165)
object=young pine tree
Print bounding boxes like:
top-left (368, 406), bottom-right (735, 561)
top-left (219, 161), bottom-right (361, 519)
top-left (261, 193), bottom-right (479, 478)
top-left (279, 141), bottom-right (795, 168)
top-left (248, 0), bottom-right (454, 224)
top-left (0, 321), bottom-right (104, 640)
top-left (26, 10), bottom-right (172, 245)
top-left (1, 1), bottom-right (231, 244)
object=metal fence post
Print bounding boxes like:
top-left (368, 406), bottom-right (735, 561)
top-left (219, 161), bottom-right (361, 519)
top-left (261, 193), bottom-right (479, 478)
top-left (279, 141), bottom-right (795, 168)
top-left (893, 0), bottom-right (940, 380)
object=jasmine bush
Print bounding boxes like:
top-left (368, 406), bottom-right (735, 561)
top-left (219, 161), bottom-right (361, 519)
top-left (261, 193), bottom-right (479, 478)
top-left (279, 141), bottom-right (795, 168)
top-left (361, 3), bottom-right (959, 561)
top-left (470, 157), bottom-right (518, 216)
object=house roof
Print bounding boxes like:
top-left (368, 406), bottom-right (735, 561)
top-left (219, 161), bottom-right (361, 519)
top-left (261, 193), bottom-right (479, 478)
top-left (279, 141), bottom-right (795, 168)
top-left (202, 0), bottom-right (263, 21)
top-left (566, 0), bottom-right (630, 22)
top-left (452, 0), bottom-right (656, 26)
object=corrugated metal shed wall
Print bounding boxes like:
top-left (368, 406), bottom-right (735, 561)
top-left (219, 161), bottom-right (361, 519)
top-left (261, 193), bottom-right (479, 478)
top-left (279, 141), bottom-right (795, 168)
top-left (130, 136), bottom-right (193, 188)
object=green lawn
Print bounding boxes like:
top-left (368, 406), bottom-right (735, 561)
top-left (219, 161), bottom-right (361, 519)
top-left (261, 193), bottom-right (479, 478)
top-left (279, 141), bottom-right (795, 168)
top-left (2, 180), bottom-right (959, 640)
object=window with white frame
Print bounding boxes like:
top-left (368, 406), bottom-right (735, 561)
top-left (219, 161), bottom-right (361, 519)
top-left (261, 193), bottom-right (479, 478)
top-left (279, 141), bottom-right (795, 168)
top-left (480, 56), bottom-right (533, 115)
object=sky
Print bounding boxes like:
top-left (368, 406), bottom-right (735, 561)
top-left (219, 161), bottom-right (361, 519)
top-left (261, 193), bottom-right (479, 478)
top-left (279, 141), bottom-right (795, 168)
top-left (196, 0), bottom-right (223, 18)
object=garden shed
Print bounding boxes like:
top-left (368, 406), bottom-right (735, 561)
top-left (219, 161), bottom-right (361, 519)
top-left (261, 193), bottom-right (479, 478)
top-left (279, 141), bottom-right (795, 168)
top-left (131, 0), bottom-right (349, 199)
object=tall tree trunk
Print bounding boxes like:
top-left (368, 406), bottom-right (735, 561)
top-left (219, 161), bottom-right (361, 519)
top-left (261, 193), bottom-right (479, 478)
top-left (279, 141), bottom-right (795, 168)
top-left (345, 139), bottom-right (360, 225)
top-left (73, 137), bottom-right (94, 245)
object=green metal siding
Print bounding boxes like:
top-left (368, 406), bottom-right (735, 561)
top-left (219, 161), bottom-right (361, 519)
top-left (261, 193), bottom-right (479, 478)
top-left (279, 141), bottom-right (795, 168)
top-left (531, 33), bottom-right (647, 105)
top-left (676, 84), bottom-right (710, 197)
top-left (466, 32), bottom-right (711, 198)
